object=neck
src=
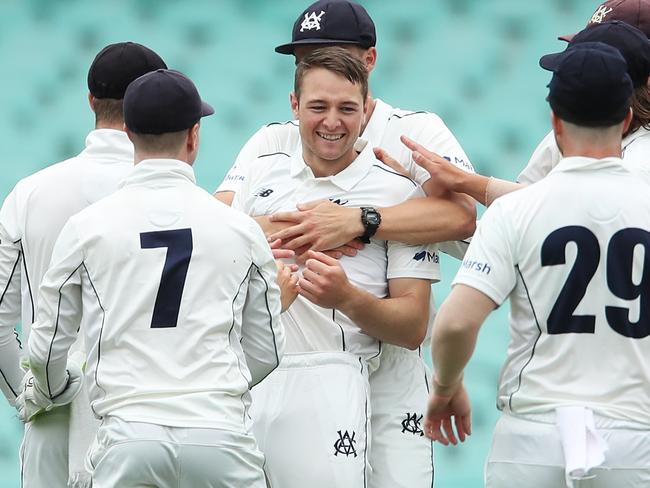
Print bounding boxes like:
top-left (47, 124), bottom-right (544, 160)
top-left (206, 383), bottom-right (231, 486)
top-left (304, 148), bottom-right (357, 178)
top-left (559, 141), bottom-right (622, 159)
top-left (95, 120), bottom-right (125, 131)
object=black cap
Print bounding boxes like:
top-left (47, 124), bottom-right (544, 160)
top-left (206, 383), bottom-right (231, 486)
top-left (87, 42), bottom-right (167, 99)
top-left (124, 69), bottom-right (214, 135)
top-left (275, 0), bottom-right (376, 55)
top-left (542, 21), bottom-right (650, 87)
top-left (544, 42), bottom-right (633, 127)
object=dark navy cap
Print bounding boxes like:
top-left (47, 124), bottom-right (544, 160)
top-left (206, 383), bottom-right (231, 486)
top-left (544, 42), bottom-right (633, 127)
top-left (124, 69), bottom-right (214, 135)
top-left (275, 0), bottom-right (376, 55)
top-left (543, 21), bottom-right (650, 87)
top-left (87, 42), bottom-right (167, 99)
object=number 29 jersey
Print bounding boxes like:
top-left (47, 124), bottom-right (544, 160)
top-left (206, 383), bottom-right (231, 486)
top-left (454, 156), bottom-right (650, 425)
top-left (29, 159), bottom-right (285, 431)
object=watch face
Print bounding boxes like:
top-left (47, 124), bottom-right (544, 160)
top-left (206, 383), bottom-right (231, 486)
top-left (367, 213), bottom-right (380, 225)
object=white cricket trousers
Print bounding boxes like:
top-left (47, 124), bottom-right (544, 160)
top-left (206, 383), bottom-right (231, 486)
top-left (87, 416), bottom-right (267, 488)
top-left (368, 344), bottom-right (434, 488)
top-left (20, 405), bottom-right (69, 488)
top-left (250, 352), bottom-right (371, 488)
top-left (486, 413), bottom-right (650, 487)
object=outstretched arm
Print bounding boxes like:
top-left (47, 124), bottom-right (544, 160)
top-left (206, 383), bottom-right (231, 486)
top-left (424, 284), bottom-right (496, 446)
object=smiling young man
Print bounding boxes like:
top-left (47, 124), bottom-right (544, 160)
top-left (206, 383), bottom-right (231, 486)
top-left (232, 47), bottom-right (439, 488)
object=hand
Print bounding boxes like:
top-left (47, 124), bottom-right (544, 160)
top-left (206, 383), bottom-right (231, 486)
top-left (277, 262), bottom-right (300, 312)
top-left (16, 361), bottom-right (84, 423)
top-left (373, 147), bottom-right (410, 177)
top-left (298, 251), bottom-right (354, 308)
top-left (295, 240), bottom-right (365, 264)
top-left (268, 201), bottom-right (364, 251)
top-left (424, 379), bottom-right (472, 446)
top-left (268, 239), bottom-right (298, 264)
top-left (401, 135), bottom-right (467, 193)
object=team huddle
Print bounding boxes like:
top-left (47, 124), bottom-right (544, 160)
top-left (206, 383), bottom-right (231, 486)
top-left (1, 0), bottom-right (649, 487)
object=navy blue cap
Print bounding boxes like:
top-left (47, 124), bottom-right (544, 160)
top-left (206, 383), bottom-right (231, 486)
top-left (542, 21), bottom-right (650, 87)
top-left (544, 42), bottom-right (633, 127)
top-left (124, 69), bottom-right (214, 135)
top-left (275, 0), bottom-right (376, 55)
top-left (88, 42), bottom-right (167, 99)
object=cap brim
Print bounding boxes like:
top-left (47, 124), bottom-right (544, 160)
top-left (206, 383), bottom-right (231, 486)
top-left (558, 33), bottom-right (575, 42)
top-left (539, 52), bottom-right (564, 71)
top-left (201, 101), bottom-right (215, 117)
top-left (275, 38), bottom-right (362, 55)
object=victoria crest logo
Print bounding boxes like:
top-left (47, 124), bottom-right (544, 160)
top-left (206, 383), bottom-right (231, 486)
top-left (334, 430), bottom-right (357, 457)
top-left (300, 10), bottom-right (325, 32)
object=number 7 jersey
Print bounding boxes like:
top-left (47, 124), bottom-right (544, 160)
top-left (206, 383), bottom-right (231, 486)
top-left (453, 156), bottom-right (650, 425)
top-left (28, 158), bottom-right (285, 431)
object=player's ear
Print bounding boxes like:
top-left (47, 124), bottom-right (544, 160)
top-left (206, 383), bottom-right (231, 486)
top-left (622, 107), bottom-right (633, 134)
top-left (188, 123), bottom-right (200, 152)
top-left (88, 93), bottom-right (96, 112)
top-left (290, 92), bottom-right (299, 117)
top-left (551, 111), bottom-right (563, 137)
top-left (364, 47), bottom-right (377, 73)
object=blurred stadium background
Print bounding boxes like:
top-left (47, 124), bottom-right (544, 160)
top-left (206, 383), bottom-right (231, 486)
top-left (0, 0), bottom-right (603, 486)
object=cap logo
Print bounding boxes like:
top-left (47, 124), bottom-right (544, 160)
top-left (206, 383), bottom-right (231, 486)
top-left (589, 5), bottom-right (613, 24)
top-left (300, 10), bottom-right (325, 32)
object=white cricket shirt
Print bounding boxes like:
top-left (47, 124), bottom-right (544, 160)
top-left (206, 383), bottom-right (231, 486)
top-left (0, 129), bottom-right (134, 404)
top-left (454, 156), bottom-right (650, 425)
top-left (29, 159), bottom-right (285, 431)
top-left (217, 98), bottom-right (474, 193)
top-left (518, 126), bottom-right (650, 184)
top-left (233, 141), bottom-right (439, 359)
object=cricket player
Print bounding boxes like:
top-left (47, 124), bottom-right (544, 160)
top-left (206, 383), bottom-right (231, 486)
top-left (217, 2), bottom-right (476, 486)
top-left (23, 68), bottom-right (284, 488)
top-left (410, 20), bottom-right (650, 208)
top-left (0, 42), bottom-right (166, 487)
top-left (426, 42), bottom-right (650, 487)
top-left (519, 0), bottom-right (650, 185)
top-left (232, 48), bottom-right (438, 488)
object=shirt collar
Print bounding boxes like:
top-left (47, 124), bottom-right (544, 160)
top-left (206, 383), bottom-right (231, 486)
top-left (80, 129), bottom-right (134, 163)
top-left (360, 98), bottom-right (393, 146)
top-left (549, 155), bottom-right (626, 175)
top-left (290, 139), bottom-right (376, 191)
top-left (119, 158), bottom-right (196, 189)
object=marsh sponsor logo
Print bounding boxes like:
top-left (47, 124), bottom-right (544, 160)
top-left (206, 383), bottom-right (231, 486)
top-left (442, 155), bottom-right (473, 171)
top-left (462, 259), bottom-right (491, 274)
top-left (413, 250), bottom-right (439, 263)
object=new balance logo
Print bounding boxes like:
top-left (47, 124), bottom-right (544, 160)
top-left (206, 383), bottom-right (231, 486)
top-left (334, 430), bottom-right (357, 457)
top-left (401, 413), bottom-right (424, 436)
top-left (589, 5), bottom-right (612, 24)
top-left (254, 188), bottom-right (274, 198)
top-left (413, 250), bottom-right (439, 263)
top-left (462, 259), bottom-right (491, 274)
top-left (329, 198), bottom-right (349, 206)
top-left (300, 10), bottom-right (325, 32)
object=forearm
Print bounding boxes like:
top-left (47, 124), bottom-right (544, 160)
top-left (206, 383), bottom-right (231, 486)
top-left (374, 196), bottom-right (476, 245)
top-left (449, 171), bottom-right (523, 207)
top-left (339, 286), bottom-right (428, 350)
top-left (432, 285), bottom-right (494, 389)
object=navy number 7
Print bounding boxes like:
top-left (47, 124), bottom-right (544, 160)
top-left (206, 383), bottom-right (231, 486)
top-left (140, 228), bottom-right (193, 328)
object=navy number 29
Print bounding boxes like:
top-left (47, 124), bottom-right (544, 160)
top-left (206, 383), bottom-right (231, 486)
top-left (140, 228), bottom-right (193, 328)
top-left (541, 226), bottom-right (650, 339)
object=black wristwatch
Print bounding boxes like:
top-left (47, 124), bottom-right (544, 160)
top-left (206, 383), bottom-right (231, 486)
top-left (359, 207), bottom-right (381, 243)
